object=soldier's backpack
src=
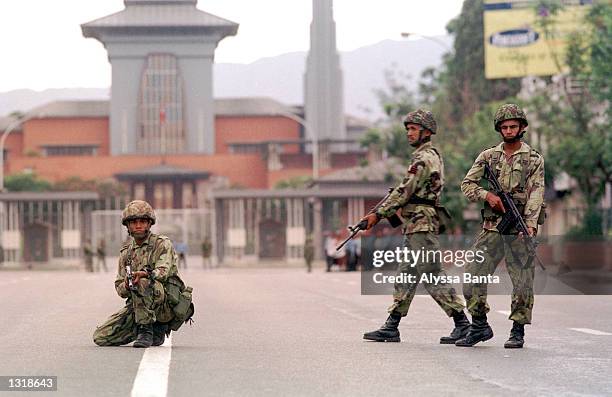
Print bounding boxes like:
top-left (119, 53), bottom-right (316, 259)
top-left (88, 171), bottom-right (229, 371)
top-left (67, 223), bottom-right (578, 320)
top-left (146, 235), bottom-right (195, 331)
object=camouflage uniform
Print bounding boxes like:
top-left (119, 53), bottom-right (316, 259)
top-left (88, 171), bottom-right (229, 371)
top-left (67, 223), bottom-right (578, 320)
top-left (83, 241), bottom-right (94, 273)
top-left (93, 232), bottom-right (179, 346)
top-left (461, 106), bottom-right (545, 325)
top-left (304, 235), bottom-right (315, 273)
top-left (376, 110), bottom-right (465, 318)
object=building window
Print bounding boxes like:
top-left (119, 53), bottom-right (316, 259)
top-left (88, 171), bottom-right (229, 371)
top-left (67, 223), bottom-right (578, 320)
top-left (182, 182), bottom-right (194, 208)
top-left (42, 146), bottom-right (98, 156)
top-left (134, 183), bottom-right (146, 201)
top-left (138, 53), bottom-right (185, 154)
top-left (153, 182), bottom-right (174, 209)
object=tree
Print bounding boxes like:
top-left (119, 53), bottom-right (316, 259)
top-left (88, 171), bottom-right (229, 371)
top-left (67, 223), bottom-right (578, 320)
top-left (444, 0), bottom-right (521, 125)
top-left (528, 2), bottom-right (612, 235)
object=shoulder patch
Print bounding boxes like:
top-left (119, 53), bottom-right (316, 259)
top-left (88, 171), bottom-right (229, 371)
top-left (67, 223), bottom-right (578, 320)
top-left (408, 160), bottom-right (425, 174)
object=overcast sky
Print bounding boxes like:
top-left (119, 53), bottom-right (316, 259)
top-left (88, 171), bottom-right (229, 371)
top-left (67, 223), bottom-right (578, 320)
top-left (0, 0), bottom-right (464, 92)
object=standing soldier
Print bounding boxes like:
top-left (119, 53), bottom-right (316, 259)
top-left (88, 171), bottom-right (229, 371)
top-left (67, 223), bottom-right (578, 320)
top-left (96, 238), bottom-right (108, 272)
top-left (201, 237), bottom-right (212, 269)
top-left (83, 239), bottom-right (94, 273)
top-left (361, 109), bottom-right (469, 344)
top-left (93, 200), bottom-right (194, 348)
top-left (304, 233), bottom-right (315, 273)
top-left (456, 104), bottom-right (545, 349)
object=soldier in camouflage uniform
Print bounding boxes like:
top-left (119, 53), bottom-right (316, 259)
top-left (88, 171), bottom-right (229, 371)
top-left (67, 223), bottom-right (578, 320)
top-left (456, 104), bottom-right (545, 349)
top-left (93, 200), bottom-right (193, 348)
top-left (361, 109), bottom-right (470, 343)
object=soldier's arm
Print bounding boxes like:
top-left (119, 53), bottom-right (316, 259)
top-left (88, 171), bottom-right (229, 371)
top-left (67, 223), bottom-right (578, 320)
top-left (523, 155), bottom-right (545, 228)
top-left (376, 156), bottom-right (426, 218)
top-left (461, 151), bottom-right (489, 202)
top-left (150, 238), bottom-right (177, 283)
top-left (114, 252), bottom-right (129, 298)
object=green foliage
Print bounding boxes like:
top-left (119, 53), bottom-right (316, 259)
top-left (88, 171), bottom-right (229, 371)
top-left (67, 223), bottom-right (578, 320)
top-left (53, 176), bottom-right (97, 191)
top-left (585, 4), bottom-right (612, 110)
top-left (51, 177), bottom-right (128, 199)
top-left (274, 175), bottom-right (313, 189)
top-left (359, 129), bottom-right (382, 149)
top-left (444, 0), bottom-right (521, 123)
top-left (5, 172), bottom-right (52, 192)
top-left (439, 102), bottom-right (503, 228)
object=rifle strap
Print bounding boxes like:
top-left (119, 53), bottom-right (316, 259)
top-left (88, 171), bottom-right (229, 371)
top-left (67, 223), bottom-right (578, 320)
top-left (518, 149), bottom-right (531, 193)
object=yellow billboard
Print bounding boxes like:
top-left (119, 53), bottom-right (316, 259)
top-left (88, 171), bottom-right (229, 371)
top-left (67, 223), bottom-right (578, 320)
top-left (484, 0), bottom-right (591, 79)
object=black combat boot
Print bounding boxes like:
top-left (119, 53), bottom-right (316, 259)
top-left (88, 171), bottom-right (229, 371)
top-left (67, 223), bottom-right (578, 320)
top-left (440, 310), bottom-right (471, 344)
top-left (363, 313), bottom-right (402, 342)
top-left (503, 322), bottom-right (525, 349)
top-left (133, 324), bottom-right (154, 348)
top-left (152, 323), bottom-right (169, 347)
top-left (454, 314), bottom-right (494, 347)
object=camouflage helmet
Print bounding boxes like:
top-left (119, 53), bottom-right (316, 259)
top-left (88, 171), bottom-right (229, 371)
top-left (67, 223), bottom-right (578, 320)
top-left (121, 200), bottom-right (156, 226)
top-left (494, 103), bottom-right (528, 132)
top-left (403, 109), bottom-right (437, 134)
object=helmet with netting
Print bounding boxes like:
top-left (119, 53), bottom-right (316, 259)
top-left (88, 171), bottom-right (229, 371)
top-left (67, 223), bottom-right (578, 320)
top-left (494, 103), bottom-right (528, 132)
top-left (121, 200), bottom-right (156, 226)
top-left (403, 109), bottom-right (437, 134)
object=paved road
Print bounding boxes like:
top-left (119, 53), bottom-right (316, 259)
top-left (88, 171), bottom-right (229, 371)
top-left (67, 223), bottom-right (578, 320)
top-left (1, 268), bottom-right (611, 396)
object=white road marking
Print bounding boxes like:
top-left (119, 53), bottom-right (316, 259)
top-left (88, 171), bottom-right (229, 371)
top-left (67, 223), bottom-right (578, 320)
top-left (325, 305), bottom-right (370, 321)
top-left (569, 328), bottom-right (612, 336)
top-left (131, 334), bottom-right (173, 397)
top-left (497, 310), bottom-right (511, 316)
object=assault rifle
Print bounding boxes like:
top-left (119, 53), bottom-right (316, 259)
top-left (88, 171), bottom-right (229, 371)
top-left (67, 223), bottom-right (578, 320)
top-left (125, 263), bottom-right (137, 292)
top-left (125, 241), bottom-right (137, 292)
top-left (336, 187), bottom-right (403, 251)
top-left (483, 162), bottom-right (545, 271)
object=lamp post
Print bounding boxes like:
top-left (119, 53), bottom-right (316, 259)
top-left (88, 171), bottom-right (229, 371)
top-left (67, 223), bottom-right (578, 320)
top-left (0, 111), bottom-right (44, 191)
top-left (0, 117), bottom-right (24, 192)
top-left (400, 32), bottom-right (451, 51)
top-left (278, 111), bottom-right (319, 180)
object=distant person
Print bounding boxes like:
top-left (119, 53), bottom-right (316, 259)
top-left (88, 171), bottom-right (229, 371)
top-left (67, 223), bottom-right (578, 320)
top-left (176, 241), bottom-right (188, 269)
top-left (96, 238), bottom-right (108, 272)
top-left (83, 239), bottom-right (94, 273)
top-left (332, 231), bottom-right (347, 271)
top-left (304, 233), bottom-right (315, 273)
top-left (324, 231), bottom-right (336, 272)
top-left (201, 237), bottom-right (213, 269)
top-left (345, 238), bottom-right (360, 272)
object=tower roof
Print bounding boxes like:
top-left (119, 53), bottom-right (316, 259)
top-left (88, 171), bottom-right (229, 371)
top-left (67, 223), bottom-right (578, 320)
top-left (81, 0), bottom-right (238, 40)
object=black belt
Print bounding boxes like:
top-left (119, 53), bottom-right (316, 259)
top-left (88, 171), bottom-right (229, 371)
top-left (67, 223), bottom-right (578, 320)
top-left (407, 196), bottom-right (436, 206)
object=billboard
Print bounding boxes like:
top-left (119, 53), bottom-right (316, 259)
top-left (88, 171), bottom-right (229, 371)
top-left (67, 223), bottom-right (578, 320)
top-left (484, 0), bottom-right (592, 79)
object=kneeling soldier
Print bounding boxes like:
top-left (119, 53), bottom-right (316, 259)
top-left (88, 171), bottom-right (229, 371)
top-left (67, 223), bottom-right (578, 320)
top-left (93, 200), bottom-right (194, 348)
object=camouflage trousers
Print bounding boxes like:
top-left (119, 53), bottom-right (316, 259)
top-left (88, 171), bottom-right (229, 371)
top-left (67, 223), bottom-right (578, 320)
top-left (463, 230), bottom-right (535, 324)
top-left (93, 279), bottom-right (174, 346)
top-left (388, 232), bottom-right (465, 317)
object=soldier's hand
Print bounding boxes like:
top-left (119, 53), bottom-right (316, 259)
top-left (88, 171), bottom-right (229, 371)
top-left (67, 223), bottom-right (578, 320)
top-left (485, 192), bottom-right (506, 213)
top-left (519, 227), bottom-right (537, 239)
top-left (132, 271), bottom-right (149, 285)
top-left (360, 213), bottom-right (380, 230)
